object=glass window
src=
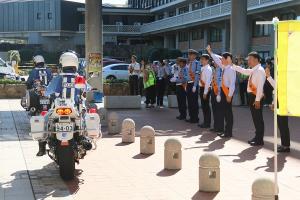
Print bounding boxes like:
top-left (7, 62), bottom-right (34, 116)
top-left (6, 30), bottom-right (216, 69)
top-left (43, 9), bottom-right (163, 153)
top-left (258, 51), bottom-right (270, 61)
top-left (48, 13), bottom-right (52, 19)
top-left (192, 1), bottom-right (205, 10)
top-left (37, 12), bottom-right (41, 20)
top-left (169, 10), bottom-right (176, 17)
top-left (253, 21), bottom-right (270, 37)
top-left (158, 14), bottom-right (164, 20)
top-left (178, 6), bottom-right (189, 15)
top-left (179, 31), bottom-right (189, 42)
top-left (281, 13), bottom-right (296, 20)
top-left (209, 28), bottom-right (222, 42)
top-left (192, 29), bottom-right (204, 40)
top-left (112, 65), bottom-right (128, 70)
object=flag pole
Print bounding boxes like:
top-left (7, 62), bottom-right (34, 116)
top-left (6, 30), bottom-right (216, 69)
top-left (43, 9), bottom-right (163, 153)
top-left (256, 17), bottom-right (279, 198)
top-left (273, 17), bottom-right (279, 199)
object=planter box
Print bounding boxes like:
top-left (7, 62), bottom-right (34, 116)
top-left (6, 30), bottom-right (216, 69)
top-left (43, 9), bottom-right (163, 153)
top-left (104, 96), bottom-right (141, 109)
top-left (104, 83), bottom-right (129, 96)
top-left (0, 84), bottom-right (26, 99)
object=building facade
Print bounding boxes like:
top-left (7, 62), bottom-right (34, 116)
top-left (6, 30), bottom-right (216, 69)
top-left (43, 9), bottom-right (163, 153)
top-left (0, 0), bottom-right (299, 59)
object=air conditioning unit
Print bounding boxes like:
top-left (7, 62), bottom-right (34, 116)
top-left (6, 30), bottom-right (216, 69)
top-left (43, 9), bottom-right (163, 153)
top-left (116, 22), bottom-right (123, 26)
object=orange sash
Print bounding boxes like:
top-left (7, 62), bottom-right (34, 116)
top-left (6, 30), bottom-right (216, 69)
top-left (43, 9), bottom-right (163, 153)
top-left (212, 76), bottom-right (218, 95)
top-left (189, 63), bottom-right (195, 82)
top-left (221, 70), bottom-right (229, 96)
top-left (249, 75), bottom-right (257, 95)
top-left (178, 69), bottom-right (187, 91)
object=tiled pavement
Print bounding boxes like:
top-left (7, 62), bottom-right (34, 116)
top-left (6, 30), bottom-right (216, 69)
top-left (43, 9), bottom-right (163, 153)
top-left (1, 99), bottom-right (300, 200)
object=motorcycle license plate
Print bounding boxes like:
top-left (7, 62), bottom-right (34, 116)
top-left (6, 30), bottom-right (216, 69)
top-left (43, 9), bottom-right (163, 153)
top-left (40, 99), bottom-right (50, 105)
top-left (56, 123), bottom-right (73, 132)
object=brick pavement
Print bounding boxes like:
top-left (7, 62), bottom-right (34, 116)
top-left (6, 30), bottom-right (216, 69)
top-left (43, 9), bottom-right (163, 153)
top-left (1, 99), bottom-right (300, 200)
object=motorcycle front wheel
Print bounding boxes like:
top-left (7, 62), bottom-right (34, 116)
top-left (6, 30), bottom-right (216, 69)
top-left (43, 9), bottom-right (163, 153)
top-left (56, 144), bottom-right (75, 180)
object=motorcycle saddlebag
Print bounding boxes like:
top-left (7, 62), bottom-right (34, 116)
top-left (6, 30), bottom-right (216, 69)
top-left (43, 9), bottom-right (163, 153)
top-left (85, 113), bottom-right (101, 138)
top-left (30, 116), bottom-right (47, 140)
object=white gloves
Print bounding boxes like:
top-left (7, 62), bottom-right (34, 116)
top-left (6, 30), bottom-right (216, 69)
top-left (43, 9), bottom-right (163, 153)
top-left (192, 86), bottom-right (197, 93)
top-left (216, 95), bottom-right (221, 103)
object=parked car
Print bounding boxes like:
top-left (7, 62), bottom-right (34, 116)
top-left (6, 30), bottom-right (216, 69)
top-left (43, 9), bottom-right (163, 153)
top-left (103, 58), bottom-right (125, 67)
top-left (0, 58), bottom-right (17, 80)
top-left (103, 63), bottom-right (129, 80)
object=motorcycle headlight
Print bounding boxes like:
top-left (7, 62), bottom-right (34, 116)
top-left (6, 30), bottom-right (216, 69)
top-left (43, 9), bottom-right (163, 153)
top-left (56, 108), bottom-right (72, 115)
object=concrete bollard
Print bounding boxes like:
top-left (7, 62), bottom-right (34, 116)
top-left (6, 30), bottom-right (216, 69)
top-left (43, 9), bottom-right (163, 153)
top-left (98, 108), bottom-right (108, 126)
top-left (140, 126), bottom-right (155, 155)
top-left (164, 138), bottom-right (182, 170)
top-left (108, 112), bottom-right (120, 134)
top-left (199, 153), bottom-right (220, 192)
top-left (121, 118), bottom-right (135, 143)
top-left (252, 178), bottom-right (278, 200)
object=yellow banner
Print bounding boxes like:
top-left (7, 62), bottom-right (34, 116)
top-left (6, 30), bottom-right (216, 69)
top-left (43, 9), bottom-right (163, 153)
top-left (278, 21), bottom-right (300, 116)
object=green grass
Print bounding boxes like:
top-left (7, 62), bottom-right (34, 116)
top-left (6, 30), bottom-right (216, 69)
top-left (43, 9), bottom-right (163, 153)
top-left (0, 79), bottom-right (25, 85)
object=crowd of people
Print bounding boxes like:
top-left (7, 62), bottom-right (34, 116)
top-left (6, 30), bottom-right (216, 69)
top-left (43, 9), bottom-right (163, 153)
top-left (128, 45), bottom-right (290, 153)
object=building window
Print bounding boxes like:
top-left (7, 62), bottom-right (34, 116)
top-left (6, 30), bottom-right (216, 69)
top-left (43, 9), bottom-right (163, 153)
top-left (281, 13), bottom-right (296, 20)
top-left (192, 29), bottom-right (204, 40)
top-left (192, 1), bottom-right (205, 10)
top-left (169, 10), bottom-right (176, 17)
top-left (48, 13), bottom-right (52, 19)
top-left (158, 14), bottom-right (164, 20)
top-left (209, 28), bottom-right (222, 42)
top-left (257, 51), bottom-right (270, 61)
top-left (253, 21), bottom-right (270, 37)
top-left (179, 31), bottom-right (189, 42)
top-left (207, 0), bottom-right (219, 6)
top-left (178, 6), bottom-right (189, 15)
top-left (37, 12), bottom-right (41, 20)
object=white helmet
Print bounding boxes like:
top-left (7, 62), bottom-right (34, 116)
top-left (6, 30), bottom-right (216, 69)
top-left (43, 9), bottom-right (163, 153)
top-left (33, 55), bottom-right (45, 64)
top-left (59, 52), bottom-right (79, 69)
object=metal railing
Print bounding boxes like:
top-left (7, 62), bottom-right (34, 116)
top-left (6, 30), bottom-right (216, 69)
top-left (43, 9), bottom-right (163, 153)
top-left (141, 0), bottom-right (292, 33)
top-left (79, 24), bottom-right (141, 34)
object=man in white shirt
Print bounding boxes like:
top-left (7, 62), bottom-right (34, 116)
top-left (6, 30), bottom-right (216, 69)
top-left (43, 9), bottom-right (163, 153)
top-left (207, 45), bottom-right (236, 138)
top-left (128, 55), bottom-right (141, 95)
top-left (232, 52), bottom-right (266, 146)
top-left (198, 54), bottom-right (213, 128)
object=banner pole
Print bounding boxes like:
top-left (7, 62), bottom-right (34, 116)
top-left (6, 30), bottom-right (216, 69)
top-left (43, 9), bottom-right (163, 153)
top-left (273, 17), bottom-right (279, 199)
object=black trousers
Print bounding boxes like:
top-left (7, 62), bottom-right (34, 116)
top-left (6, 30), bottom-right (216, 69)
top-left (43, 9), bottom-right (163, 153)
top-left (156, 78), bottom-right (165, 106)
top-left (145, 85), bottom-right (156, 105)
top-left (239, 81), bottom-right (248, 105)
top-left (139, 77), bottom-right (144, 96)
top-left (200, 87), bottom-right (211, 126)
top-left (278, 115), bottom-right (290, 147)
top-left (264, 82), bottom-right (273, 105)
top-left (129, 75), bottom-right (139, 95)
top-left (248, 93), bottom-right (265, 142)
top-left (220, 90), bottom-right (233, 136)
top-left (176, 85), bottom-right (187, 118)
top-left (186, 83), bottom-right (199, 122)
top-left (211, 92), bottom-right (223, 131)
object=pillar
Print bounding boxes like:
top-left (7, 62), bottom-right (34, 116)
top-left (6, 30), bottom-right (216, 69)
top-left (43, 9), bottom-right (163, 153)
top-left (230, 0), bottom-right (248, 57)
top-left (85, 0), bottom-right (103, 92)
top-left (164, 34), bottom-right (169, 49)
top-left (175, 32), bottom-right (179, 49)
top-left (203, 28), bottom-right (208, 50)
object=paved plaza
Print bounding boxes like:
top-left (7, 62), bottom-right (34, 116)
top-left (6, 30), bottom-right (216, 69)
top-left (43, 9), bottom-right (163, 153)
top-left (1, 99), bottom-right (300, 200)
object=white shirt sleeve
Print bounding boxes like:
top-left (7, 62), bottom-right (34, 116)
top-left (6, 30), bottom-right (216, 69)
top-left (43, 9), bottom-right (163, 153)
top-left (211, 53), bottom-right (223, 68)
top-left (232, 65), bottom-right (252, 76)
top-left (228, 69), bottom-right (236, 97)
top-left (134, 63), bottom-right (140, 71)
top-left (267, 77), bottom-right (275, 88)
top-left (255, 71), bottom-right (266, 101)
top-left (204, 68), bottom-right (212, 95)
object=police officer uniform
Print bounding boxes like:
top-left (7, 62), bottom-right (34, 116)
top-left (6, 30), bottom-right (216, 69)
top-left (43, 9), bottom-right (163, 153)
top-left (199, 54), bottom-right (212, 128)
top-left (211, 53), bottom-right (236, 137)
top-left (186, 49), bottom-right (201, 123)
top-left (175, 57), bottom-right (188, 120)
top-left (210, 63), bottom-right (223, 132)
top-left (233, 54), bottom-right (266, 145)
top-left (156, 64), bottom-right (168, 107)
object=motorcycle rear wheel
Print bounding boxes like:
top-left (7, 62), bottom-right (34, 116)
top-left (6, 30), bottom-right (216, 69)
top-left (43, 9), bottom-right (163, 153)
top-left (57, 144), bottom-right (75, 180)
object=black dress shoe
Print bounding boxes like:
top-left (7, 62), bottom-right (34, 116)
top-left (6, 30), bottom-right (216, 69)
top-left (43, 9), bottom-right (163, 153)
top-left (249, 140), bottom-right (264, 146)
top-left (277, 146), bottom-right (290, 153)
top-left (186, 119), bottom-right (198, 123)
top-left (247, 138), bottom-right (256, 145)
top-left (198, 123), bottom-right (210, 128)
top-left (219, 133), bottom-right (232, 138)
top-left (176, 116), bottom-right (186, 120)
